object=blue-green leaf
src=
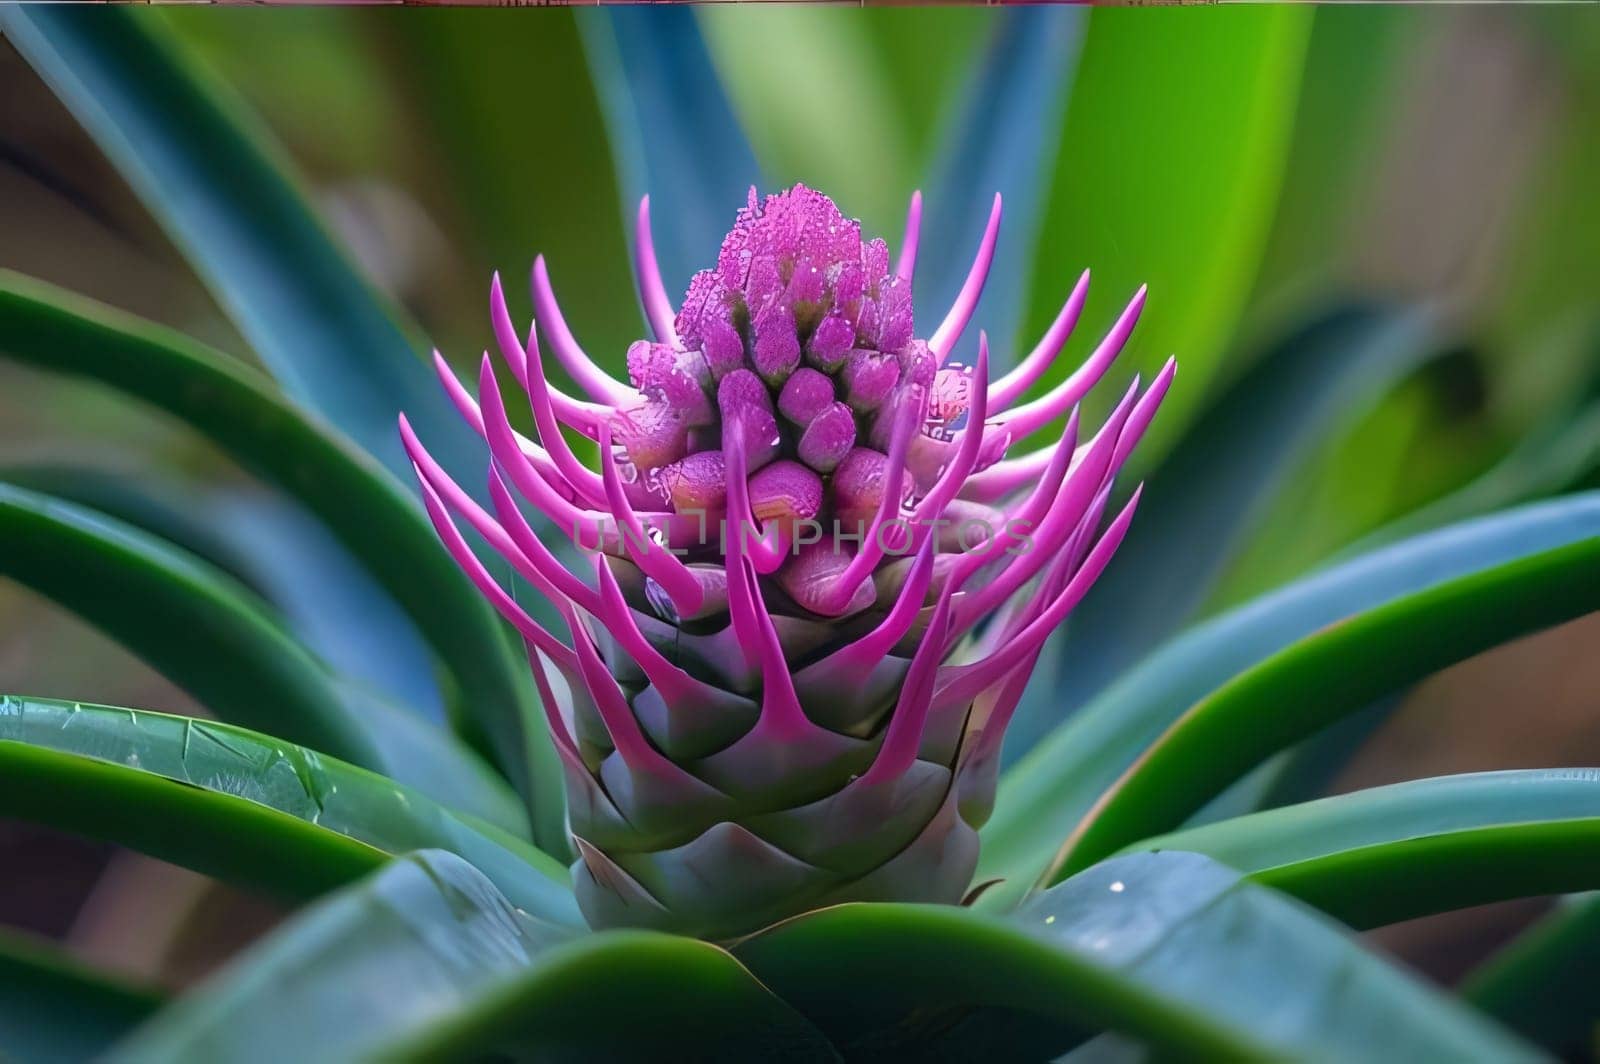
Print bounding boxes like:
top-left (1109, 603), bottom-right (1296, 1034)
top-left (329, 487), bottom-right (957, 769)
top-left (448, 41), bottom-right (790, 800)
top-left (736, 851), bottom-right (1536, 1061)
top-left (1123, 769), bottom-right (1600, 928)
top-left (0, 6), bottom-right (480, 487)
top-left (920, 7), bottom-right (1085, 370)
top-left (981, 492), bottom-right (1600, 910)
top-left (1020, 304), bottom-right (1438, 752)
top-left (0, 930), bottom-right (163, 1064)
top-left (0, 697), bottom-right (574, 924)
top-left (115, 851), bottom-right (827, 1063)
top-left (577, 7), bottom-right (761, 298)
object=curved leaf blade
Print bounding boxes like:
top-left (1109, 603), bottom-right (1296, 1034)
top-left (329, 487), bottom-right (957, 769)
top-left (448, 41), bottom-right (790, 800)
top-left (577, 7), bottom-right (760, 298)
top-left (0, 275), bottom-right (561, 849)
top-left (0, 696), bottom-right (577, 925)
top-left (1123, 770), bottom-right (1600, 928)
top-left (1029, 304), bottom-right (1438, 738)
top-left (0, 482), bottom-right (379, 767)
top-left (0, 930), bottom-right (163, 1064)
top-left (1057, 533), bottom-right (1600, 879)
top-left (920, 8), bottom-right (1085, 370)
top-left (1462, 892), bottom-right (1600, 1057)
top-left (116, 851), bottom-right (827, 1064)
top-left (1023, 8), bottom-right (1310, 446)
top-left (735, 851), bottom-right (1534, 1061)
top-left (0, 5), bottom-right (479, 487)
top-left (982, 492), bottom-right (1600, 908)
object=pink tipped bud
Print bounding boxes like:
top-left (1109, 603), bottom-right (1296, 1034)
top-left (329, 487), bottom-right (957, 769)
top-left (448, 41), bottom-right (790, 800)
top-left (842, 349), bottom-right (902, 414)
top-left (752, 302), bottom-right (801, 386)
top-left (718, 369), bottom-right (780, 471)
top-left (626, 341), bottom-right (713, 426)
top-left (778, 540), bottom-right (877, 619)
top-left (748, 460), bottom-right (824, 529)
top-left (612, 400), bottom-right (688, 472)
top-left (832, 446), bottom-right (890, 527)
top-left (797, 402), bottom-right (856, 474)
top-left (778, 367), bottom-right (836, 426)
top-left (807, 310), bottom-right (855, 372)
top-left (664, 450), bottom-right (727, 514)
top-left (701, 316), bottom-right (746, 381)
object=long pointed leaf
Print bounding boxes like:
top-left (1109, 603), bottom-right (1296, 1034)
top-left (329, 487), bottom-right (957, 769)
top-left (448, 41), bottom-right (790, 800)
top-left (0, 482), bottom-right (378, 767)
top-left (116, 851), bottom-right (828, 1064)
top-left (0, 696), bottom-right (576, 925)
top-left (736, 851), bottom-right (1535, 1061)
top-left (1057, 533), bottom-right (1600, 879)
top-left (0, 929), bottom-right (164, 1064)
top-left (981, 492), bottom-right (1600, 910)
top-left (0, 6), bottom-right (480, 489)
top-left (0, 275), bottom-right (562, 849)
top-left (1025, 304), bottom-right (1438, 743)
top-left (920, 8), bottom-right (1085, 370)
top-left (1123, 770), bottom-right (1600, 928)
top-left (577, 7), bottom-right (761, 299)
top-left (1462, 891), bottom-right (1600, 1057)
top-left (1022, 8), bottom-right (1310, 446)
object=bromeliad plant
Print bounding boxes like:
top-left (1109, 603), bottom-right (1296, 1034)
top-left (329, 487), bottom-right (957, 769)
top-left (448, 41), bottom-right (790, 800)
top-left (2, 7), bottom-right (1599, 1064)
top-left (402, 182), bottom-right (1170, 939)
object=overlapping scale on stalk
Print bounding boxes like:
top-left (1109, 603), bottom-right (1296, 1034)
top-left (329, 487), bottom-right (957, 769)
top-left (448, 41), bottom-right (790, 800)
top-left (403, 185), bottom-right (1174, 939)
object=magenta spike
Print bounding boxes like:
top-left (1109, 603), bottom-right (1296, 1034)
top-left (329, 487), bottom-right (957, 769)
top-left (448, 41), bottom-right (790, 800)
top-left (949, 379), bottom-right (1139, 633)
top-left (565, 598), bottom-right (679, 774)
top-left (819, 534), bottom-right (937, 681)
top-left (722, 417), bottom-right (789, 577)
top-left (413, 468), bottom-right (576, 674)
top-left (895, 190), bottom-right (923, 285)
top-left (858, 584), bottom-right (953, 786)
top-left (812, 392), bottom-right (920, 614)
top-left (963, 651), bottom-right (1037, 768)
top-left (1114, 356), bottom-right (1177, 469)
top-left (634, 196), bottom-right (680, 347)
top-left (958, 403), bottom-right (1082, 507)
top-left (501, 344), bottom-right (607, 501)
top-left (474, 358), bottom-right (612, 549)
top-left (989, 270), bottom-right (1090, 410)
top-left (485, 470), bottom-right (602, 612)
top-left (928, 193), bottom-right (1002, 363)
top-left (531, 255), bottom-right (633, 406)
top-left (434, 349), bottom-right (599, 510)
top-left (519, 642), bottom-right (584, 766)
top-left (597, 421), bottom-right (705, 618)
top-left (401, 414), bottom-right (548, 569)
top-left (996, 285), bottom-right (1146, 441)
top-left (489, 273), bottom-right (531, 392)
top-left (728, 547), bottom-right (811, 736)
top-left (935, 485), bottom-right (1143, 711)
top-left (592, 556), bottom-right (705, 707)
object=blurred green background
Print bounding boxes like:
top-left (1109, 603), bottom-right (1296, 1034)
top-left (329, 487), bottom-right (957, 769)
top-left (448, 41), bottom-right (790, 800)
top-left (1, 5), bottom-right (1597, 991)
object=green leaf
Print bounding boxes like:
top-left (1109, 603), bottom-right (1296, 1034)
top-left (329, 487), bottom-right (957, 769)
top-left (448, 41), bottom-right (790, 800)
top-left (1056, 530), bottom-right (1600, 880)
top-left (0, 482), bottom-right (379, 767)
top-left (1462, 892), bottom-right (1600, 1056)
top-left (1, 462), bottom-right (447, 724)
top-left (981, 492), bottom-right (1600, 910)
top-left (0, 5), bottom-right (482, 489)
top-left (0, 696), bottom-right (577, 925)
top-left (0, 929), bottom-right (163, 1064)
top-left (735, 852), bottom-right (1535, 1061)
top-left (0, 465), bottom-right (525, 835)
top-left (390, 12), bottom-right (639, 375)
top-left (1032, 305), bottom-right (1439, 734)
top-left (0, 275), bottom-right (563, 851)
top-left (919, 8), bottom-right (1085, 370)
top-left (1022, 7), bottom-right (1310, 450)
top-left (579, 7), bottom-right (761, 297)
top-left (116, 851), bottom-right (828, 1064)
top-left (1122, 770), bottom-right (1600, 928)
